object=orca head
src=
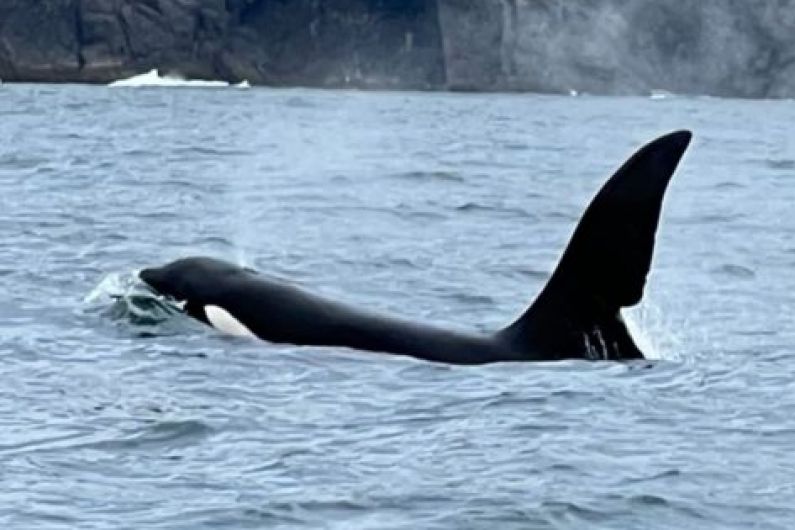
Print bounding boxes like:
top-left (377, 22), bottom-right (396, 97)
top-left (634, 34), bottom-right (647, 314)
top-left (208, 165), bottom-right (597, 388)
top-left (140, 259), bottom-right (194, 302)
top-left (139, 257), bottom-right (238, 322)
top-left (140, 257), bottom-right (258, 337)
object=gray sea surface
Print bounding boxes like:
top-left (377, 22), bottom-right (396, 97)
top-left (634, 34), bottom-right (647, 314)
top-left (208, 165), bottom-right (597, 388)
top-left (1, 83), bottom-right (794, 529)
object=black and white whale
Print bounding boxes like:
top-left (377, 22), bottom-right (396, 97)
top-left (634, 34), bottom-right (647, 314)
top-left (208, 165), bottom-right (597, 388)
top-left (140, 130), bottom-right (691, 364)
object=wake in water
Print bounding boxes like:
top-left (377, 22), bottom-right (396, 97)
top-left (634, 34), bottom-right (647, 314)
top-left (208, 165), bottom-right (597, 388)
top-left (108, 69), bottom-right (250, 89)
top-left (85, 270), bottom-right (193, 336)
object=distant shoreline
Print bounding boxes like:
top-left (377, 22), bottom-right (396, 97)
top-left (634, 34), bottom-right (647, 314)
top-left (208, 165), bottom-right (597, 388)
top-left (2, 1), bottom-right (795, 99)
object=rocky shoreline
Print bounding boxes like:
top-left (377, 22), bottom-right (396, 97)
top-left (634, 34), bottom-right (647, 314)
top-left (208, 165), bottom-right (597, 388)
top-left (2, 0), bottom-right (795, 98)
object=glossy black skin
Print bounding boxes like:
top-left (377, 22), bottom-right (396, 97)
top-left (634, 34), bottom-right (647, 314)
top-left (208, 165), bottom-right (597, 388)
top-left (140, 131), bottom-right (692, 364)
top-left (142, 257), bottom-right (517, 364)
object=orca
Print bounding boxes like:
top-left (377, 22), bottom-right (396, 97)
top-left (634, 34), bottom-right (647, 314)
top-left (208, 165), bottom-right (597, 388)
top-left (139, 130), bottom-right (691, 364)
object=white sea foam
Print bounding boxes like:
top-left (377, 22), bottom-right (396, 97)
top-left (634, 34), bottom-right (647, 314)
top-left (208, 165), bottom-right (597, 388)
top-left (84, 271), bottom-right (139, 303)
top-left (625, 303), bottom-right (685, 362)
top-left (650, 89), bottom-right (674, 100)
top-left (86, 270), bottom-right (184, 311)
top-left (109, 69), bottom-right (249, 89)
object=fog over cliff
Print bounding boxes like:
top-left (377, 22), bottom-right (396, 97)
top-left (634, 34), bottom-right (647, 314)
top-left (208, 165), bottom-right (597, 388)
top-left (1, 0), bottom-right (794, 98)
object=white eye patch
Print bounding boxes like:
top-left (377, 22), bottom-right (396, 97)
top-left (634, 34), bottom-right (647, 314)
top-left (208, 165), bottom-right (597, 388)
top-left (204, 305), bottom-right (255, 338)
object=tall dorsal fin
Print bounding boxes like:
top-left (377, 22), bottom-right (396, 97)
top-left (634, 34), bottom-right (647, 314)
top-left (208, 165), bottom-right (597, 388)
top-left (501, 130), bottom-right (692, 360)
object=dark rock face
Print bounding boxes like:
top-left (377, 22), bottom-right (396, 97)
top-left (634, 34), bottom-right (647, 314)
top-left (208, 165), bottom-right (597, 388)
top-left (436, 0), bottom-right (504, 91)
top-left (0, 0), bottom-right (446, 88)
top-left (216, 0), bottom-right (445, 88)
top-left (483, 0), bottom-right (795, 98)
top-left (0, 0), bottom-right (82, 81)
top-left (1, 0), bottom-right (795, 98)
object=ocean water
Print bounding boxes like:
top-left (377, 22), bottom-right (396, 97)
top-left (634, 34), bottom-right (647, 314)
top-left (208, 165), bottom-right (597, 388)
top-left (1, 83), bottom-right (794, 529)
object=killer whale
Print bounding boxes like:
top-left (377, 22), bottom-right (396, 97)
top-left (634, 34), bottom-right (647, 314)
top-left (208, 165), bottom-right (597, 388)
top-left (139, 130), bottom-right (691, 364)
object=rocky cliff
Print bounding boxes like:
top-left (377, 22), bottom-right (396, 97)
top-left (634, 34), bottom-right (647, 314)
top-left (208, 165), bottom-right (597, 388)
top-left (1, 0), bottom-right (795, 98)
top-left (0, 0), bottom-right (445, 88)
top-left (474, 0), bottom-right (795, 98)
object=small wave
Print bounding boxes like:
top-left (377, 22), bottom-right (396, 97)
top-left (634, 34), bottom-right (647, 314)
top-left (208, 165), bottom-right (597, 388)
top-left (674, 212), bottom-right (744, 224)
top-left (108, 69), bottom-right (250, 89)
top-left (86, 419), bottom-right (213, 452)
top-left (454, 202), bottom-right (534, 218)
top-left (541, 500), bottom-right (616, 524)
top-left (765, 159), bottom-right (795, 170)
top-left (0, 152), bottom-right (49, 170)
top-left (390, 170), bottom-right (464, 183)
top-left (386, 257), bottom-right (422, 269)
top-left (438, 292), bottom-right (496, 306)
top-left (712, 181), bottom-right (745, 190)
top-left (171, 146), bottom-right (252, 157)
top-left (0, 419), bottom-right (211, 457)
top-left (501, 141), bottom-right (530, 151)
top-left (621, 468), bottom-right (682, 485)
top-left (285, 95), bottom-right (317, 108)
top-left (545, 210), bottom-right (580, 222)
top-left (711, 263), bottom-right (756, 279)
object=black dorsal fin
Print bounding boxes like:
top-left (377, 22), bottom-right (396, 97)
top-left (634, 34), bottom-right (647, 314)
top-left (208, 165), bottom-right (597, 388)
top-left (500, 130), bottom-right (692, 360)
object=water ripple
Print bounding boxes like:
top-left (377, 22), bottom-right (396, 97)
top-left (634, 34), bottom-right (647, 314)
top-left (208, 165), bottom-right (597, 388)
top-left (0, 84), bottom-right (794, 529)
